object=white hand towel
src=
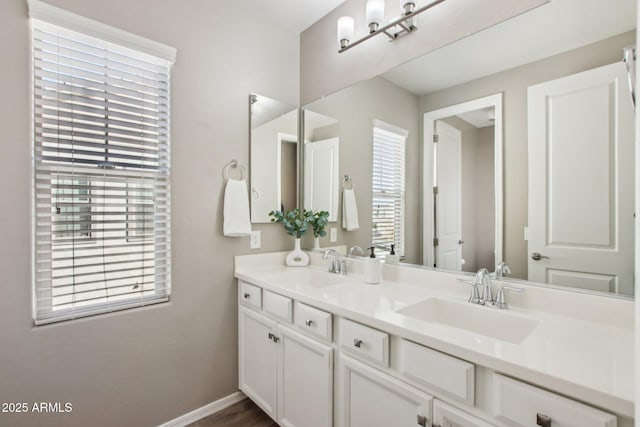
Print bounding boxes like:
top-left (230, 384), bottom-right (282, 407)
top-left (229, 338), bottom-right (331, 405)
top-left (223, 178), bottom-right (252, 237)
top-left (342, 187), bottom-right (359, 231)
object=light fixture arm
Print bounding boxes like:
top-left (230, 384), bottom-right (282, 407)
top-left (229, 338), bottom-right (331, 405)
top-left (338, 0), bottom-right (447, 53)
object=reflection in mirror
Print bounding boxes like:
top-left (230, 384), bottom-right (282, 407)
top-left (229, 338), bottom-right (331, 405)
top-left (249, 94), bottom-right (298, 223)
top-left (303, 111), bottom-right (340, 221)
top-left (301, 0), bottom-right (636, 297)
top-left (422, 95), bottom-right (502, 275)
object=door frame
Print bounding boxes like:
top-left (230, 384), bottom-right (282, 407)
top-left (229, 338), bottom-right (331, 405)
top-left (422, 93), bottom-right (503, 268)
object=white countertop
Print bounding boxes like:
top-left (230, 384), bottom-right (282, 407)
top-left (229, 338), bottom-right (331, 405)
top-left (235, 253), bottom-right (635, 418)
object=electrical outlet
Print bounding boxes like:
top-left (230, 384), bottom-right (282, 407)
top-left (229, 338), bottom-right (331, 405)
top-left (250, 230), bottom-right (261, 249)
top-left (330, 227), bottom-right (337, 243)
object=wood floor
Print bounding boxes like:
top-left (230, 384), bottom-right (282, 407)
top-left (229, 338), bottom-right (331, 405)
top-left (188, 398), bottom-right (278, 427)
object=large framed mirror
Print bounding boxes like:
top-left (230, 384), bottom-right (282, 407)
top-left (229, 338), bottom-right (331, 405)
top-left (249, 94), bottom-right (298, 223)
top-left (300, 0), bottom-right (636, 297)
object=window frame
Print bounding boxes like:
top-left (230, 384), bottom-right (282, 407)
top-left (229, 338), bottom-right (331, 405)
top-left (30, 0), bottom-right (176, 325)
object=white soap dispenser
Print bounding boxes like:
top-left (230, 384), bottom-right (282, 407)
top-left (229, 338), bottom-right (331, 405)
top-left (364, 247), bottom-right (383, 284)
top-left (386, 244), bottom-right (400, 264)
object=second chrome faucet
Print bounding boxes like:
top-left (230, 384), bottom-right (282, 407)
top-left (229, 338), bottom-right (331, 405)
top-left (457, 263), bottom-right (522, 309)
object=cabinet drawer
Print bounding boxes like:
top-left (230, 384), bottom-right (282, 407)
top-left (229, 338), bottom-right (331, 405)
top-left (493, 374), bottom-right (616, 427)
top-left (399, 339), bottom-right (475, 406)
top-left (239, 281), bottom-right (262, 309)
top-left (294, 302), bottom-right (332, 342)
top-left (339, 319), bottom-right (389, 367)
top-left (263, 290), bottom-right (292, 323)
top-left (433, 400), bottom-right (494, 427)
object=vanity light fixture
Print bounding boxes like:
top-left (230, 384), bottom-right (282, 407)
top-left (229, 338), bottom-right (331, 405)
top-left (337, 0), bottom-right (446, 53)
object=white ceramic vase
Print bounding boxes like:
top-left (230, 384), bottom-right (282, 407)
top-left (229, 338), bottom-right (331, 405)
top-left (286, 238), bottom-right (310, 267)
top-left (313, 236), bottom-right (321, 250)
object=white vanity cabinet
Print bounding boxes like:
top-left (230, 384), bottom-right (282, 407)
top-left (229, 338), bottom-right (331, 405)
top-left (339, 354), bottom-right (433, 427)
top-left (238, 305), bottom-right (278, 418)
top-left (238, 285), bottom-right (333, 427)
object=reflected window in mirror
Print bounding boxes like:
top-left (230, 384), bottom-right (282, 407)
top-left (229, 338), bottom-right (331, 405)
top-left (371, 120), bottom-right (407, 257)
top-left (249, 94), bottom-right (298, 223)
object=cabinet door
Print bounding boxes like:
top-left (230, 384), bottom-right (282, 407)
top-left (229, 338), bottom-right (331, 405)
top-left (433, 400), bottom-right (495, 427)
top-left (239, 306), bottom-right (278, 419)
top-left (339, 355), bottom-right (433, 427)
top-left (278, 325), bottom-right (333, 427)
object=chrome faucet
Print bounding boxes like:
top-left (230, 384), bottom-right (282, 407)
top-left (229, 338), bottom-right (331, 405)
top-left (475, 268), bottom-right (493, 304)
top-left (493, 261), bottom-right (512, 279)
top-left (323, 249), bottom-right (349, 275)
top-left (348, 246), bottom-right (364, 257)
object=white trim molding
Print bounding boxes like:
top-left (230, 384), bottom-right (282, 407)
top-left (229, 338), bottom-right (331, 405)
top-left (28, 0), bottom-right (177, 64)
top-left (157, 391), bottom-right (247, 427)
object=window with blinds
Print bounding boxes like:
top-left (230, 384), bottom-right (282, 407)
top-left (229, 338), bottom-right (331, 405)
top-left (371, 121), bottom-right (407, 257)
top-left (31, 10), bottom-right (175, 325)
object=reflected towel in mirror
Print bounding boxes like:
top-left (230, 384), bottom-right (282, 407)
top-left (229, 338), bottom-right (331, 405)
top-left (223, 178), bottom-right (252, 237)
top-left (342, 187), bottom-right (359, 231)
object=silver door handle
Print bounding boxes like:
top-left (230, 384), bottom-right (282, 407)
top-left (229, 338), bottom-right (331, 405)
top-left (353, 339), bottom-right (363, 348)
top-left (458, 240), bottom-right (464, 245)
top-left (531, 252), bottom-right (549, 261)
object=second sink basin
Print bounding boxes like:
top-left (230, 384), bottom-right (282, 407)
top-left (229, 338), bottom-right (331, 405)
top-left (395, 298), bottom-right (538, 344)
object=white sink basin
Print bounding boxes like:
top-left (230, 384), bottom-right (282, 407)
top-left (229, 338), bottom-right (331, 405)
top-left (396, 298), bottom-right (538, 344)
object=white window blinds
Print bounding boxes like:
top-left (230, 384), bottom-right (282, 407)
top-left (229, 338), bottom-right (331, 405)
top-left (32, 16), bottom-right (174, 325)
top-left (371, 121), bottom-right (407, 257)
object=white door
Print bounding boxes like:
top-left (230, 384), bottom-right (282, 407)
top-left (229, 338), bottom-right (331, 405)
top-left (339, 355), bottom-right (433, 427)
top-left (278, 325), bottom-right (333, 427)
top-left (435, 120), bottom-right (463, 270)
top-left (528, 62), bottom-right (634, 294)
top-left (238, 307), bottom-right (278, 419)
top-left (433, 400), bottom-right (494, 427)
top-left (304, 137), bottom-right (340, 221)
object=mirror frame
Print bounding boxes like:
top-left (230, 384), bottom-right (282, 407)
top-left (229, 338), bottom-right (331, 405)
top-left (422, 93), bottom-right (504, 269)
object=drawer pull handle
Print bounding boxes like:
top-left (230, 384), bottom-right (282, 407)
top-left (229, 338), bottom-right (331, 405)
top-left (267, 333), bottom-right (280, 343)
top-left (536, 413), bottom-right (552, 427)
top-left (417, 414), bottom-right (428, 426)
top-left (305, 319), bottom-right (314, 327)
top-left (353, 339), bottom-right (363, 348)
top-left (243, 293), bottom-right (251, 299)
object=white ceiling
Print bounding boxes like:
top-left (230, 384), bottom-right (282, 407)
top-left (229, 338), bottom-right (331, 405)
top-left (248, 0), bottom-right (347, 34)
top-left (382, 0), bottom-right (636, 95)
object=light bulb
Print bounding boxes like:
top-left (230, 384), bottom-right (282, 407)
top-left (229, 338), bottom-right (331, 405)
top-left (366, 0), bottom-right (385, 33)
top-left (337, 16), bottom-right (355, 49)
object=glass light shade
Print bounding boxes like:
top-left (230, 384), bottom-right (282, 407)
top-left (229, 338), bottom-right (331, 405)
top-left (366, 0), bottom-right (385, 26)
top-left (401, 0), bottom-right (416, 14)
top-left (337, 16), bottom-right (355, 44)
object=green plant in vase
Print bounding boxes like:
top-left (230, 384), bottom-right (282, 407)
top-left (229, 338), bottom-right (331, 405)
top-left (310, 210), bottom-right (329, 249)
top-left (269, 208), bottom-right (313, 266)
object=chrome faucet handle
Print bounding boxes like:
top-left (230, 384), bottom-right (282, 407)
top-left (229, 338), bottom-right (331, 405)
top-left (456, 279), bottom-right (482, 304)
top-left (491, 286), bottom-right (523, 309)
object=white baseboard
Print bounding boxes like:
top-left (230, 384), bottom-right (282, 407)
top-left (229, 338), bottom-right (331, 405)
top-left (157, 391), bottom-right (246, 427)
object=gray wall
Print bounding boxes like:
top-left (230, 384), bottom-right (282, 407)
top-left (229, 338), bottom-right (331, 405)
top-left (0, 0), bottom-right (298, 426)
top-left (304, 77), bottom-right (421, 263)
top-left (419, 31), bottom-right (635, 279)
